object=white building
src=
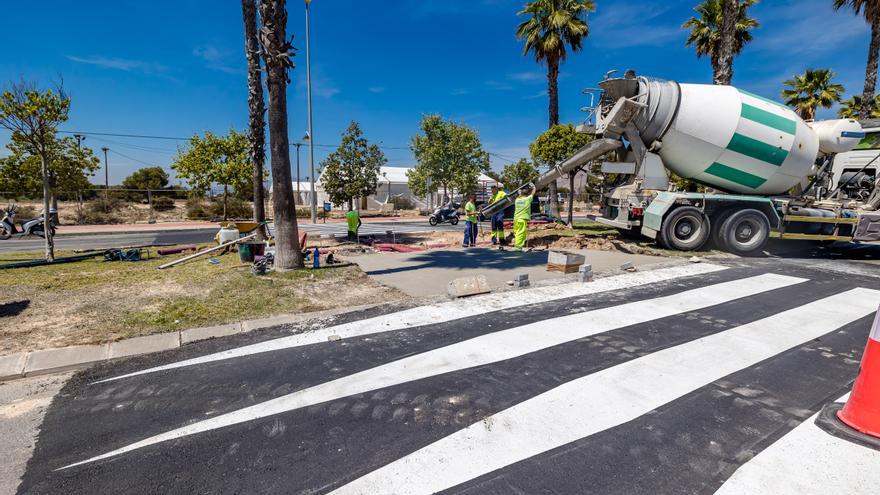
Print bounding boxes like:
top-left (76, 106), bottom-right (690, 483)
top-left (287, 166), bottom-right (499, 211)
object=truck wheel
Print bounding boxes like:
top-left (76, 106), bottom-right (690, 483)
top-left (658, 206), bottom-right (710, 251)
top-left (710, 210), bottom-right (734, 251)
top-left (719, 209), bottom-right (770, 256)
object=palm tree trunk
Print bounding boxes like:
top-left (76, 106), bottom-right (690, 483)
top-left (715, 0), bottom-right (737, 85)
top-left (39, 151), bottom-right (54, 262)
top-left (242, 0), bottom-right (267, 241)
top-left (260, 0), bottom-right (303, 270)
top-left (861, 13), bottom-right (880, 118)
top-left (546, 55), bottom-right (561, 218)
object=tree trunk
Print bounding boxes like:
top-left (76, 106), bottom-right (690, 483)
top-left (260, 0), bottom-right (303, 270)
top-left (567, 171), bottom-right (575, 225)
top-left (242, 0), bottom-right (267, 241)
top-left (546, 55), bottom-right (561, 218)
top-left (715, 0), bottom-right (737, 85)
top-left (862, 14), bottom-right (880, 118)
top-left (348, 197), bottom-right (353, 211)
top-left (39, 152), bottom-right (54, 261)
top-left (223, 184), bottom-right (229, 221)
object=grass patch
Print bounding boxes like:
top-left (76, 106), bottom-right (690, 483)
top-left (0, 245), bottom-right (404, 353)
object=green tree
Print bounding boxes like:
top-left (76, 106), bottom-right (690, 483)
top-left (517, 0), bottom-right (594, 217)
top-left (683, 0), bottom-right (759, 84)
top-left (259, 0), bottom-right (303, 270)
top-left (242, 0), bottom-right (268, 241)
top-left (834, 0), bottom-right (880, 118)
top-left (529, 123), bottom-right (591, 224)
top-left (0, 80), bottom-right (71, 261)
top-left (838, 94), bottom-right (880, 118)
top-left (499, 158), bottom-right (540, 190)
top-left (0, 135), bottom-right (99, 201)
top-left (781, 68), bottom-right (845, 120)
top-left (121, 166), bottom-right (170, 199)
top-left (172, 130), bottom-right (252, 220)
top-left (319, 121), bottom-right (386, 210)
top-left (408, 114), bottom-right (489, 201)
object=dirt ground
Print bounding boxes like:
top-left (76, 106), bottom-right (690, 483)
top-left (0, 244), bottom-right (406, 355)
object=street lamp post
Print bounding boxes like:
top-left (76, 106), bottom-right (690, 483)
top-left (305, 0), bottom-right (317, 223)
top-left (101, 147), bottom-right (109, 201)
top-left (294, 142), bottom-right (302, 202)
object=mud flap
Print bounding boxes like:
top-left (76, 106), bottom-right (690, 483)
top-left (854, 212), bottom-right (880, 242)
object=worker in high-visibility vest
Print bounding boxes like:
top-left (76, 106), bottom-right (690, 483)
top-left (513, 186), bottom-right (535, 251)
top-left (462, 193), bottom-right (478, 247)
top-left (489, 185), bottom-right (507, 246)
top-left (346, 207), bottom-right (361, 243)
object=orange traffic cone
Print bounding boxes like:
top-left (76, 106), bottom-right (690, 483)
top-left (837, 306), bottom-right (880, 438)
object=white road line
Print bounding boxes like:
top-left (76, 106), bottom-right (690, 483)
top-left (330, 288), bottom-right (880, 495)
top-left (96, 263), bottom-right (728, 384)
top-left (715, 394), bottom-right (880, 495)
top-left (60, 273), bottom-right (801, 470)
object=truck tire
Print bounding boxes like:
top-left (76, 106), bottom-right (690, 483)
top-left (719, 209), bottom-right (770, 256)
top-left (657, 206), bottom-right (710, 251)
top-left (710, 210), bottom-right (734, 251)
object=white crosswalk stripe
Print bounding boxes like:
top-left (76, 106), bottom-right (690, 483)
top-left (331, 288), bottom-right (880, 495)
top-left (62, 273), bottom-right (802, 470)
top-left (715, 393), bottom-right (880, 494)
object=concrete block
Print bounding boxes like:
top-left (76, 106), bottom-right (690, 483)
top-left (447, 275), bottom-right (491, 298)
top-left (578, 263), bottom-right (594, 283)
top-left (0, 352), bottom-right (27, 381)
top-left (620, 261), bottom-right (635, 271)
top-left (108, 332), bottom-right (180, 359)
top-left (25, 345), bottom-right (108, 376)
top-left (181, 323), bottom-right (242, 344)
top-left (547, 250), bottom-right (586, 274)
top-left (513, 273), bottom-right (530, 288)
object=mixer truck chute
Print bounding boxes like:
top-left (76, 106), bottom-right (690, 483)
top-left (480, 71), bottom-right (880, 255)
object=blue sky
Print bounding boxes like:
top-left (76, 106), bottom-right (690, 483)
top-left (0, 0), bottom-right (872, 185)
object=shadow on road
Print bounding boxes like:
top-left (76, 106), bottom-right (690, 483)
top-left (761, 239), bottom-right (880, 262)
top-left (365, 249), bottom-right (547, 276)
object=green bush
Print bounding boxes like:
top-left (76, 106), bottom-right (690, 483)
top-left (186, 197), bottom-right (209, 220)
top-left (207, 198), bottom-right (253, 220)
top-left (391, 196), bottom-right (415, 210)
top-left (87, 197), bottom-right (126, 214)
top-left (152, 196), bottom-right (176, 211)
top-left (296, 207), bottom-right (311, 218)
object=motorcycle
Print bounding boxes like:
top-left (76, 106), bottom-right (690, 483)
top-left (428, 202), bottom-right (460, 226)
top-left (0, 203), bottom-right (58, 240)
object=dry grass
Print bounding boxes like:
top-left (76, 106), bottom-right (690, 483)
top-left (0, 245), bottom-right (406, 354)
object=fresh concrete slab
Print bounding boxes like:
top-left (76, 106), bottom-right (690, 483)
top-left (348, 247), bottom-right (663, 297)
top-left (181, 323), bottom-right (241, 345)
top-left (0, 353), bottom-right (26, 381)
top-left (24, 345), bottom-right (108, 376)
top-left (108, 333), bottom-right (180, 359)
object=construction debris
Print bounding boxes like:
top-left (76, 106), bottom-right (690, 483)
top-left (547, 250), bottom-right (586, 274)
top-left (447, 275), bottom-right (491, 298)
top-left (512, 273), bottom-right (530, 288)
top-left (158, 246), bottom-right (197, 256)
top-left (578, 264), bottom-right (594, 282)
top-left (158, 232), bottom-right (257, 269)
top-left (0, 252), bottom-right (105, 270)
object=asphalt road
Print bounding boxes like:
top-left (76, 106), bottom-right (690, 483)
top-left (14, 258), bottom-right (880, 493)
top-left (0, 221), bottom-right (461, 254)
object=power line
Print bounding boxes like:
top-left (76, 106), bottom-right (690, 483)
top-left (108, 149), bottom-right (157, 167)
top-left (59, 130), bottom-right (188, 141)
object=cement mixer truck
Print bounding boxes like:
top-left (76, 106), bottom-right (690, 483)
top-left (481, 71), bottom-right (880, 255)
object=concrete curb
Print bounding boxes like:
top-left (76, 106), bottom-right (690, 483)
top-left (0, 302), bottom-right (388, 383)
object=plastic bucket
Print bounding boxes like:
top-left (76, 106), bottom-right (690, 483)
top-left (239, 242), bottom-right (265, 263)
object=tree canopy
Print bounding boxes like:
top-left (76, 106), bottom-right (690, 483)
top-left (172, 130), bottom-right (253, 219)
top-left (319, 121), bottom-right (386, 209)
top-left (0, 134), bottom-right (99, 198)
top-left (529, 123), bottom-right (592, 169)
top-left (838, 94), bottom-right (880, 119)
top-left (122, 166), bottom-right (170, 191)
top-left (781, 68), bottom-right (845, 120)
top-left (408, 115), bottom-right (489, 198)
top-left (683, 0), bottom-right (759, 84)
top-left (500, 158), bottom-right (539, 190)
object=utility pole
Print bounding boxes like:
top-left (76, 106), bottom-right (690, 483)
top-left (294, 142), bottom-right (302, 201)
top-left (74, 134), bottom-right (85, 223)
top-left (305, 0), bottom-right (317, 223)
top-left (101, 147), bottom-right (109, 201)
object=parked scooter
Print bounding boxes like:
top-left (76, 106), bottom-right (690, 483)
top-left (428, 202), bottom-right (460, 226)
top-left (0, 203), bottom-right (58, 240)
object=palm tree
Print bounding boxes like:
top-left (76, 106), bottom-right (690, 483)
top-left (683, 0), bottom-right (759, 84)
top-left (517, 0), bottom-right (594, 217)
top-left (259, 0), bottom-right (304, 270)
top-left (242, 0), bottom-right (267, 241)
top-left (781, 69), bottom-right (845, 120)
top-left (834, 1), bottom-right (880, 118)
top-left (838, 94), bottom-right (880, 118)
